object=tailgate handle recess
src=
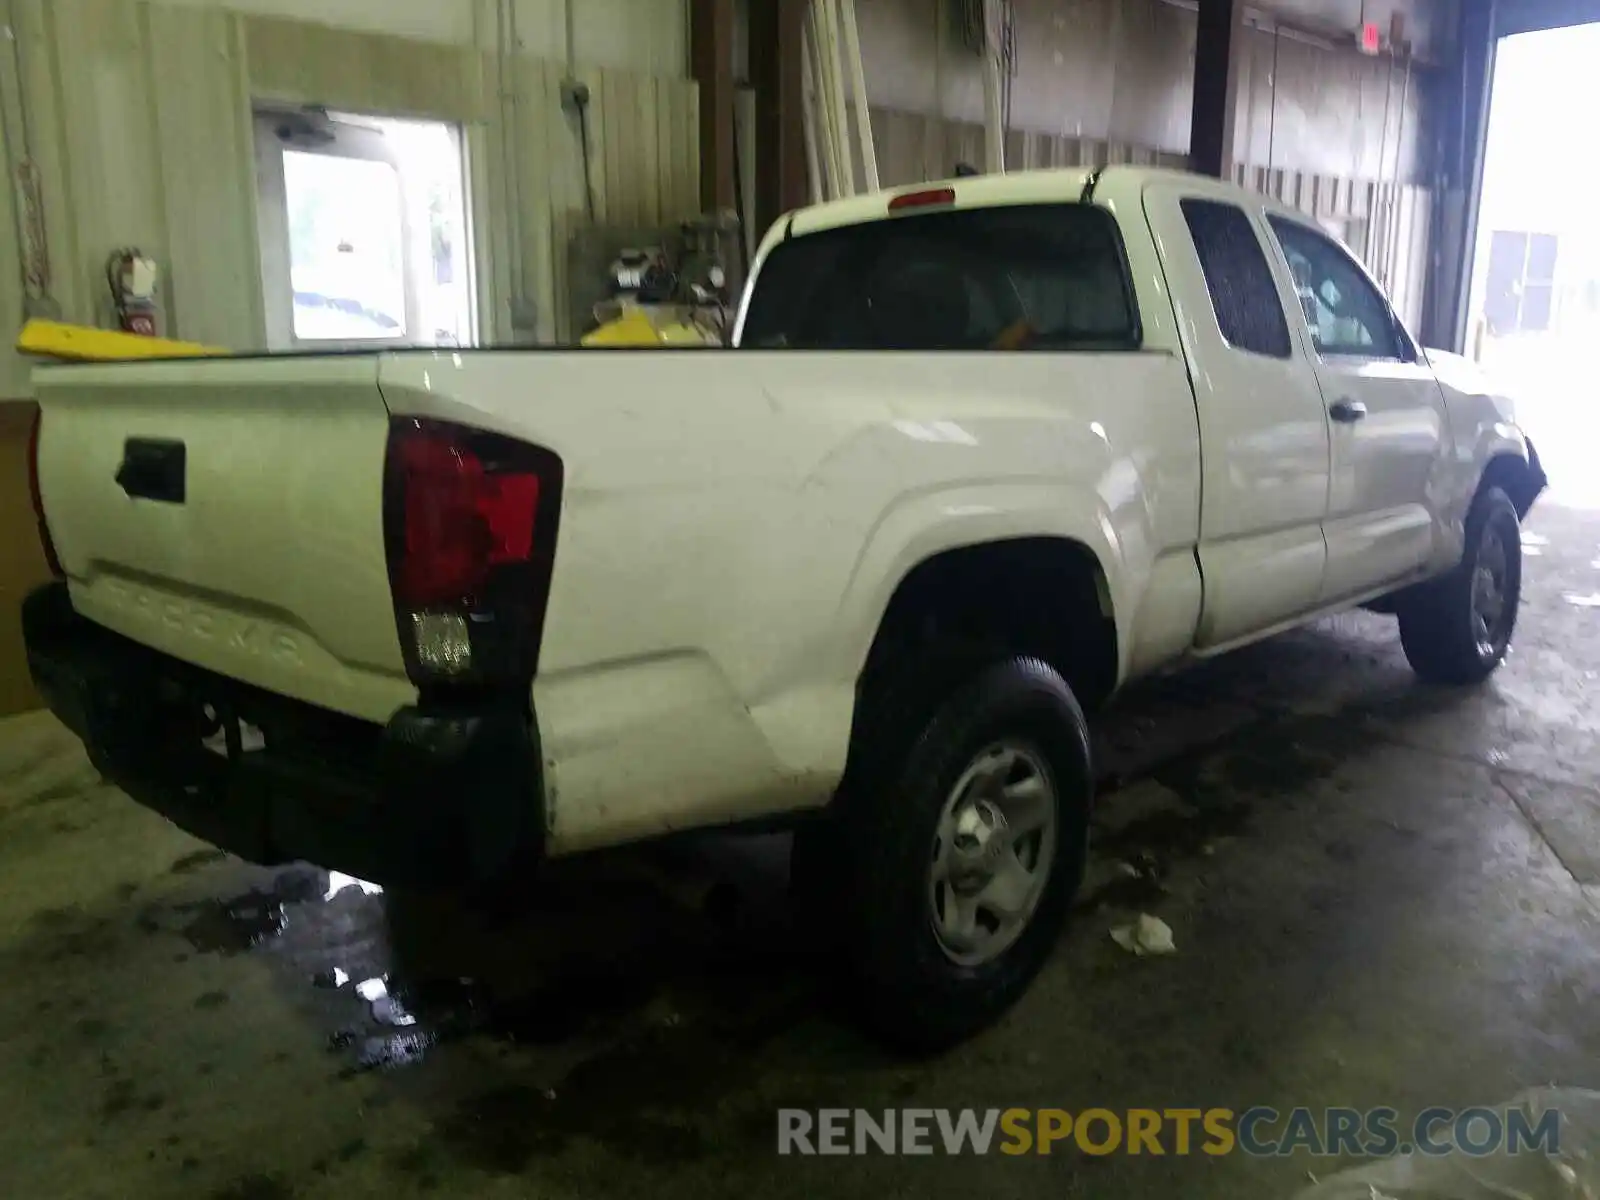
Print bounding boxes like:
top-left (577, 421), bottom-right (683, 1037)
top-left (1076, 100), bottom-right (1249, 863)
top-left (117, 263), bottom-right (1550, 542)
top-left (116, 439), bottom-right (186, 504)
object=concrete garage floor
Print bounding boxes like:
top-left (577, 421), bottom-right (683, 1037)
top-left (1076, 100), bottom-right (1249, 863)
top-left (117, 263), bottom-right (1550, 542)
top-left (5, 506), bottom-right (1600, 1200)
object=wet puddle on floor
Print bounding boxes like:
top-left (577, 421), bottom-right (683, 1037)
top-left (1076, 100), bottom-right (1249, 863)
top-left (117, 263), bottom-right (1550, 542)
top-left (136, 840), bottom-right (811, 1089)
top-left (313, 961), bottom-right (676, 1076)
top-left (174, 868), bottom-right (324, 955)
top-left (20, 637), bottom-right (1503, 1180)
top-left (353, 975), bottom-right (417, 1028)
top-left (115, 646), bottom-right (1447, 1101)
top-left (1081, 700), bottom-right (1377, 918)
top-left (179, 894), bottom-right (288, 955)
top-left (1079, 780), bottom-right (1251, 915)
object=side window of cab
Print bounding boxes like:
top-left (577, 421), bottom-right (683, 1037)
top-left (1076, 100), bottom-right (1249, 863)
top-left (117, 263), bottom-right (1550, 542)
top-left (1267, 217), bottom-right (1414, 362)
top-left (1179, 198), bottom-right (1292, 359)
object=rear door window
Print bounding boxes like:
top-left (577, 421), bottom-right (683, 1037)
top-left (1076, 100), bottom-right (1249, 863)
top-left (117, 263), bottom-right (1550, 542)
top-left (740, 204), bottom-right (1139, 351)
top-left (1180, 198), bottom-right (1292, 359)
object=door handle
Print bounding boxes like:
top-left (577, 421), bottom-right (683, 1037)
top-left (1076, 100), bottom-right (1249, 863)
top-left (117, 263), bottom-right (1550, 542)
top-left (1329, 398), bottom-right (1368, 423)
top-left (116, 438), bottom-right (187, 503)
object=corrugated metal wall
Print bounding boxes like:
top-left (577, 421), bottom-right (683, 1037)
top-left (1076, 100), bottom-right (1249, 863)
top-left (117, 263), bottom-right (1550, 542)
top-left (871, 105), bottom-right (1434, 331)
top-left (0, 0), bottom-right (701, 392)
top-left (858, 0), bottom-right (1433, 184)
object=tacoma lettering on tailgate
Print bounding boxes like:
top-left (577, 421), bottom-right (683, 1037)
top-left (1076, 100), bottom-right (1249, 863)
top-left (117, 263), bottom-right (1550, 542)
top-left (103, 581), bottom-right (304, 669)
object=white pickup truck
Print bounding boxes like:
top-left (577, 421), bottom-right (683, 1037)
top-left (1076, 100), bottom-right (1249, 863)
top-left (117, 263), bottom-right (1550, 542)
top-left (24, 166), bottom-right (1543, 1049)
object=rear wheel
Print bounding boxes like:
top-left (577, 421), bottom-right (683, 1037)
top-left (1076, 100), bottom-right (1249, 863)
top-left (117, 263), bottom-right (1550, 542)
top-left (1398, 486), bottom-right (1522, 684)
top-left (823, 654), bottom-right (1092, 1052)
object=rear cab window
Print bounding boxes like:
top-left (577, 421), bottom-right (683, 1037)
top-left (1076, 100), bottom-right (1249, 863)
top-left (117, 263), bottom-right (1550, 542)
top-left (739, 204), bottom-right (1140, 351)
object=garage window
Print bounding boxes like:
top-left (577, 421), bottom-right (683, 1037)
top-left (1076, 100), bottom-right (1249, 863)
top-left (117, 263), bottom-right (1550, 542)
top-left (254, 109), bottom-right (475, 352)
top-left (740, 204), bottom-right (1139, 351)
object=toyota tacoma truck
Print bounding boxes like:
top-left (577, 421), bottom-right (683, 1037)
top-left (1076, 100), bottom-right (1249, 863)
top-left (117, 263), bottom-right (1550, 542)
top-left (23, 166), bottom-right (1545, 1049)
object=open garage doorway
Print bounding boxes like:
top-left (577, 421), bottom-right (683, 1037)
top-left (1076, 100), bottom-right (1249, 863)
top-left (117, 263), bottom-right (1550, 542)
top-left (1468, 25), bottom-right (1600, 507)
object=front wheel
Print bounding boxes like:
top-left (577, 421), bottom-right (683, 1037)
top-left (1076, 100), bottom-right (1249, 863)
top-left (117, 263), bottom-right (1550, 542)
top-left (1398, 486), bottom-right (1522, 685)
top-left (832, 655), bottom-right (1092, 1052)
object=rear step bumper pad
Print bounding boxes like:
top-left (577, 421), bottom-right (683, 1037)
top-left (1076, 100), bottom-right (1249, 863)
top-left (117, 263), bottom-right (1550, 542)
top-left (22, 582), bottom-right (544, 888)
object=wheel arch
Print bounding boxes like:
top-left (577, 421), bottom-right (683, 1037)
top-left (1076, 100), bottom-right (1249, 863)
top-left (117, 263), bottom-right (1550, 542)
top-left (855, 535), bottom-right (1120, 713)
top-left (1481, 442), bottom-right (1546, 518)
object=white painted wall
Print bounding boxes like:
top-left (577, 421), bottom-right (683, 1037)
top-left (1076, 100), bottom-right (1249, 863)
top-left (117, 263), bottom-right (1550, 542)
top-left (152, 0), bottom-right (474, 42)
top-left (152, 0), bottom-right (690, 75)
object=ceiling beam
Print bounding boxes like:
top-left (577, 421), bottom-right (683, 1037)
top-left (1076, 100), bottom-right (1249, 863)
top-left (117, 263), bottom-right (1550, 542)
top-left (1190, 0), bottom-right (1245, 178)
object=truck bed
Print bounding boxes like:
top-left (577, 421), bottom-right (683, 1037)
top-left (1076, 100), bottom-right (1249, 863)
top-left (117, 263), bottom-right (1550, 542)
top-left (33, 346), bottom-right (1200, 852)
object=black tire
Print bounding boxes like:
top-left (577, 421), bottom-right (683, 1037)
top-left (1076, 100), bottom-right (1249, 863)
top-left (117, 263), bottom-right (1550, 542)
top-left (1398, 485), bottom-right (1522, 685)
top-left (830, 654), bottom-right (1092, 1052)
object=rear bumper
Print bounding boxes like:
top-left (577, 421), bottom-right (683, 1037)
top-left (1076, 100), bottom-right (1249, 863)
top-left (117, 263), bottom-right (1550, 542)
top-left (22, 582), bottom-right (544, 887)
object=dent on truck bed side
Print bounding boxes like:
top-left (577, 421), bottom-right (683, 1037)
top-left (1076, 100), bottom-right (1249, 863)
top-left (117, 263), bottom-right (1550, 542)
top-left (376, 347), bottom-right (1202, 855)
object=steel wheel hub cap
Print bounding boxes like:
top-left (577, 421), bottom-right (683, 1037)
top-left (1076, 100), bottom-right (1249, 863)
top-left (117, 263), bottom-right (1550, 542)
top-left (949, 799), bottom-right (1010, 886)
top-left (929, 742), bottom-right (1059, 967)
top-left (1471, 523), bottom-right (1512, 658)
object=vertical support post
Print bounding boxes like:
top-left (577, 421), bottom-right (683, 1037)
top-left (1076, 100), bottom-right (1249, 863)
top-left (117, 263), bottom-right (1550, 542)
top-left (981, 0), bottom-right (1005, 173)
top-left (839, 0), bottom-right (879, 191)
top-left (691, 0), bottom-right (737, 211)
top-left (816, 0), bottom-right (857, 195)
top-left (1438, 0), bottom-right (1498, 352)
top-left (751, 0), bottom-right (809, 237)
top-left (1189, 0), bottom-right (1244, 179)
top-left (800, 34), bottom-right (826, 204)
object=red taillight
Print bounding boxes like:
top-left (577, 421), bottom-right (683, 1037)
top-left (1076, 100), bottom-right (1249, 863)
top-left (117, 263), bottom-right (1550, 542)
top-left (888, 187), bottom-right (956, 212)
top-left (390, 430), bottom-right (540, 607)
top-left (384, 419), bottom-right (562, 686)
top-left (27, 407), bottom-right (62, 577)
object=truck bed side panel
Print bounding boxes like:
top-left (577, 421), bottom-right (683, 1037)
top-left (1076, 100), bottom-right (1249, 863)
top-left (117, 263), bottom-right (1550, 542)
top-left (379, 348), bottom-right (1201, 853)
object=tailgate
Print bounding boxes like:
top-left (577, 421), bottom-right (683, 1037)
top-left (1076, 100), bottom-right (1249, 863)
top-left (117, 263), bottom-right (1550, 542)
top-left (33, 356), bottom-right (413, 723)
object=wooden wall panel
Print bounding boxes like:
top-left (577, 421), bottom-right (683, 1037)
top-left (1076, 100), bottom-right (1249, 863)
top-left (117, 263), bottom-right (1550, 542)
top-left (0, 404), bottom-right (49, 717)
top-left (517, 61), bottom-right (701, 342)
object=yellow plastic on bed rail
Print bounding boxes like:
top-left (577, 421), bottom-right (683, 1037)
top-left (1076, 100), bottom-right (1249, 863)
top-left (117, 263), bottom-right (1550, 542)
top-left (16, 320), bottom-right (229, 362)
